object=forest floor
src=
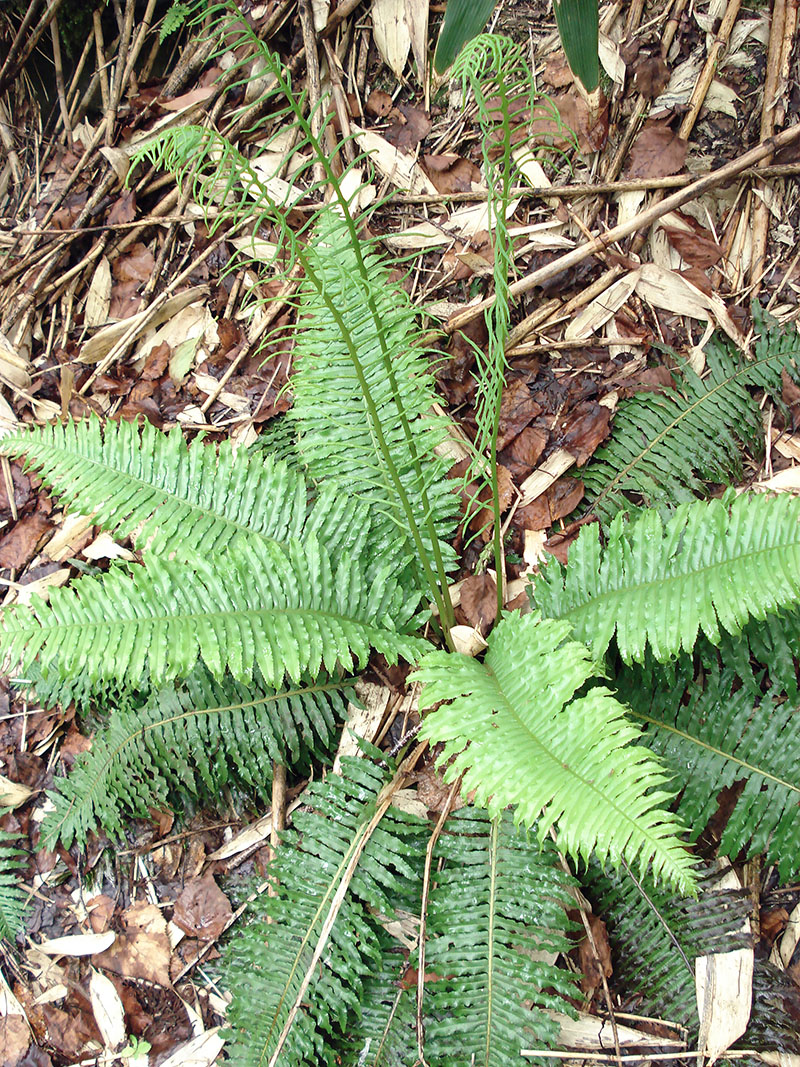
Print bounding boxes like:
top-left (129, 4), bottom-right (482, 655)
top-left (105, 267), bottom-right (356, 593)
top-left (2, 0), bottom-right (800, 1064)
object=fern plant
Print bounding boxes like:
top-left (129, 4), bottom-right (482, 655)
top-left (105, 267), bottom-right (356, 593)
top-left (2, 4), bottom-right (800, 1061)
top-left (0, 817), bottom-right (29, 939)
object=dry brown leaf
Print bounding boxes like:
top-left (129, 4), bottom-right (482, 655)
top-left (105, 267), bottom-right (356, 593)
top-left (575, 912), bottom-right (613, 994)
top-left (497, 379), bottom-right (541, 450)
top-left (561, 401), bottom-right (612, 466)
top-left (107, 190), bottom-right (136, 226)
top-left (633, 55), bottom-right (671, 98)
top-left (172, 875), bottom-right (233, 942)
top-left (458, 573), bottom-right (497, 633)
top-left (0, 1015), bottom-right (30, 1066)
top-left (159, 85), bottom-right (215, 111)
top-left (92, 901), bottom-right (171, 986)
top-left (663, 225), bottom-right (723, 269)
top-left (0, 509), bottom-right (52, 570)
top-left (624, 122), bottom-right (687, 179)
top-left (366, 89), bottom-right (393, 118)
top-left (421, 154), bottom-right (481, 193)
top-left (385, 103), bottom-right (431, 151)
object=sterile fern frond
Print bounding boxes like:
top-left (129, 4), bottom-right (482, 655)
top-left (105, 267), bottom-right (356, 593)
top-left (534, 492), bottom-right (800, 663)
top-left (420, 809), bottom-right (576, 1066)
top-left (414, 613), bottom-right (695, 891)
top-left (584, 316), bottom-right (800, 522)
top-left (1, 416), bottom-right (310, 559)
top-left (0, 536), bottom-right (424, 687)
top-left (0, 820), bottom-right (29, 939)
top-left (222, 755), bottom-right (427, 1067)
top-left (617, 645), bottom-right (800, 877)
top-left (41, 669), bottom-right (349, 850)
top-left (290, 211), bottom-right (459, 584)
top-left (586, 862), bottom-right (752, 1029)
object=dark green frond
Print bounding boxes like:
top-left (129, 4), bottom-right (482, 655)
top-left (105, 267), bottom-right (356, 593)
top-left (0, 821), bottom-right (29, 940)
top-left (0, 536), bottom-right (424, 688)
top-left (586, 863), bottom-right (751, 1030)
top-left (584, 318), bottom-right (799, 523)
top-left (617, 644), bottom-right (800, 877)
top-left (222, 756), bottom-right (428, 1067)
top-left (1, 417), bottom-right (308, 559)
top-left (421, 810), bottom-right (576, 1066)
top-left (534, 492), bottom-right (800, 663)
top-left (290, 211), bottom-right (459, 582)
top-left (41, 669), bottom-right (348, 850)
top-left (415, 613), bottom-right (695, 891)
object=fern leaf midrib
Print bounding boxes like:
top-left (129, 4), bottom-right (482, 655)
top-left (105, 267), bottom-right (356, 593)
top-left (553, 536), bottom-right (800, 628)
top-left (45, 679), bottom-right (347, 841)
top-left (592, 351), bottom-right (795, 507)
top-left (484, 815), bottom-right (498, 1067)
top-left (22, 445), bottom-right (269, 547)
top-left (483, 663), bottom-right (674, 855)
top-left (628, 709), bottom-right (800, 794)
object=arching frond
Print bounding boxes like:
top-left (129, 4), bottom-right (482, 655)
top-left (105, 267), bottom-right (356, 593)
top-left (41, 669), bottom-right (349, 850)
top-left (583, 316), bottom-right (800, 522)
top-left (534, 492), bottom-right (800, 663)
top-left (414, 613), bottom-right (696, 891)
top-left (0, 536), bottom-right (424, 688)
top-left (0, 820), bottom-right (29, 939)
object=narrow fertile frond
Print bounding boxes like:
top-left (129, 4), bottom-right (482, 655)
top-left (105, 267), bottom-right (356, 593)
top-left (586, 863), bottom-right (751, 1030)
top-left (618, 647), bottom-right (800, 877)
top-left (221, 756), bottom-right (428, 1067)
top-left (41, 669), bottom-right (349, 850)
top-left (583, 318), bottom-right (800, 522)
top-left (290, 211), bottom-right (459, 583)
top-left (414, 613), bottom-right (695, 890)
top-left (421, 810), bottom-right (576, 1066)
top-left (0, 821), bottom-right (29, 939)
top-left (1, 417), bottom-right (308, 558)
top-left (534, 492), bottom-right (800, 663)
top-left (0, 536), bottom-right (424, 687)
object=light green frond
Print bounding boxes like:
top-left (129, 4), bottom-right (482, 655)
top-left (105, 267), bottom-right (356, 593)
top-left (0, 821), bottom-right (28, 940)
top-left (222, 755), bottom-right (427, 1067)
top-left (2, 416), bottom-right (308, 558)
top-left (534, 492), bottom-right (800, 663)
top-left (0, 536), bottom-right (425, 688)
top-left (618, 646), bottom-right (800, 877)
top-left (421, 810), bottom-right (576, 1066)
top-left (41, 669), bottom-right (349, 850)
top-left (414, 613), bottom-right (695, 891)
top-left (584, 317), bottom-right (800, 522)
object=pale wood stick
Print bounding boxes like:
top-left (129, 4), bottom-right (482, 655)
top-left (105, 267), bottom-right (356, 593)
top-left (445, 122), bottom-right (800, 334)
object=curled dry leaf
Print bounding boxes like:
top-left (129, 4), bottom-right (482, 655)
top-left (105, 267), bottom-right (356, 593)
top-left (624, 122), bottom-right (687, 179)
top-left (173, 875), bottom-right (233, 942)
top-left (421, 154), bottom-right (481, 193)
top-left (458, 572), bottom-right (498, 633)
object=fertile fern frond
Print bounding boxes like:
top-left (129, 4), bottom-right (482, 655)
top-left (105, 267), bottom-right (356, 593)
top-left (419, 809), bottom-right (576, 1066)
top-left (290, 211), bottom-right (459, 580)
top-left (586, 862), bottom-right (752, 1029)
top-left (0, 535), bottom-right (424, 687)
top-left (414, 613), bottom-right (695, 891)
top-left (0, 820), bottom-right (29, 939)
top-left (222, 755), bottom-right (428, 1067)
top-left (617, 647), bottom-right (800, 877)
top-left (534, 492), bottom-right (800, 663)
top-left (1, 417), bottom-right (309, 559)
top-left (41, 669), bottom-right (349, 850)
top-left (583, 316), bottom-right (800, 522)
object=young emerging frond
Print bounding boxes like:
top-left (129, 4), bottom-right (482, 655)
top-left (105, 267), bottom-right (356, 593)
top-left (414, 613), bottom-right (695, 891)
top-left (420, 809), bottom-right (576, 1066)
top-left (0, 820), bottom-right (29, 940)
top-left (586, 863), bottom-right (751, 1029)
top-left (618, 646), bottom-right (800, 877)
top-left (221, 756), bottom-right (427, 1067)
top-left (1, 417), bottom-right (308, 559)
top-left (290, 211), bottom-right (459, 583)
top-left (534, 492), bottom-right (800, 663)
top-left (0, 535), bottom-right (424, 688)
top-left (583, 316), bottom-right (800, 522)
top-left (41, 669), bottom-right (349, 850)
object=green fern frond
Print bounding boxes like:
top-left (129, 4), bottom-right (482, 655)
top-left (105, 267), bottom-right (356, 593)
top-left (586, 863), bottom-right (751, 1029)
top-left (222, 755), bottom-right (428, 1067)
top-left (290, 211), bottom-right (459, 580)
top-left (41, 669), bottom-right (348, 850)
top-left (617, 646), bottom-right (800, 877)
top-left (159, 0), bottom-right (191, 40)
top-left (0, 536), bottom-right (424, 687)
top-left (584, 317), bottom-right (799, 522)
top-left (534, 492), bottom-right (800, 663)
top-left (420, 809), bottom-right (576, 1065)
top-left (414, 613), bottom-right (695, 891)
top-left (1, 417), bottom-right (309, 559)
top-left (0, 819), bottom-right (29, 939)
